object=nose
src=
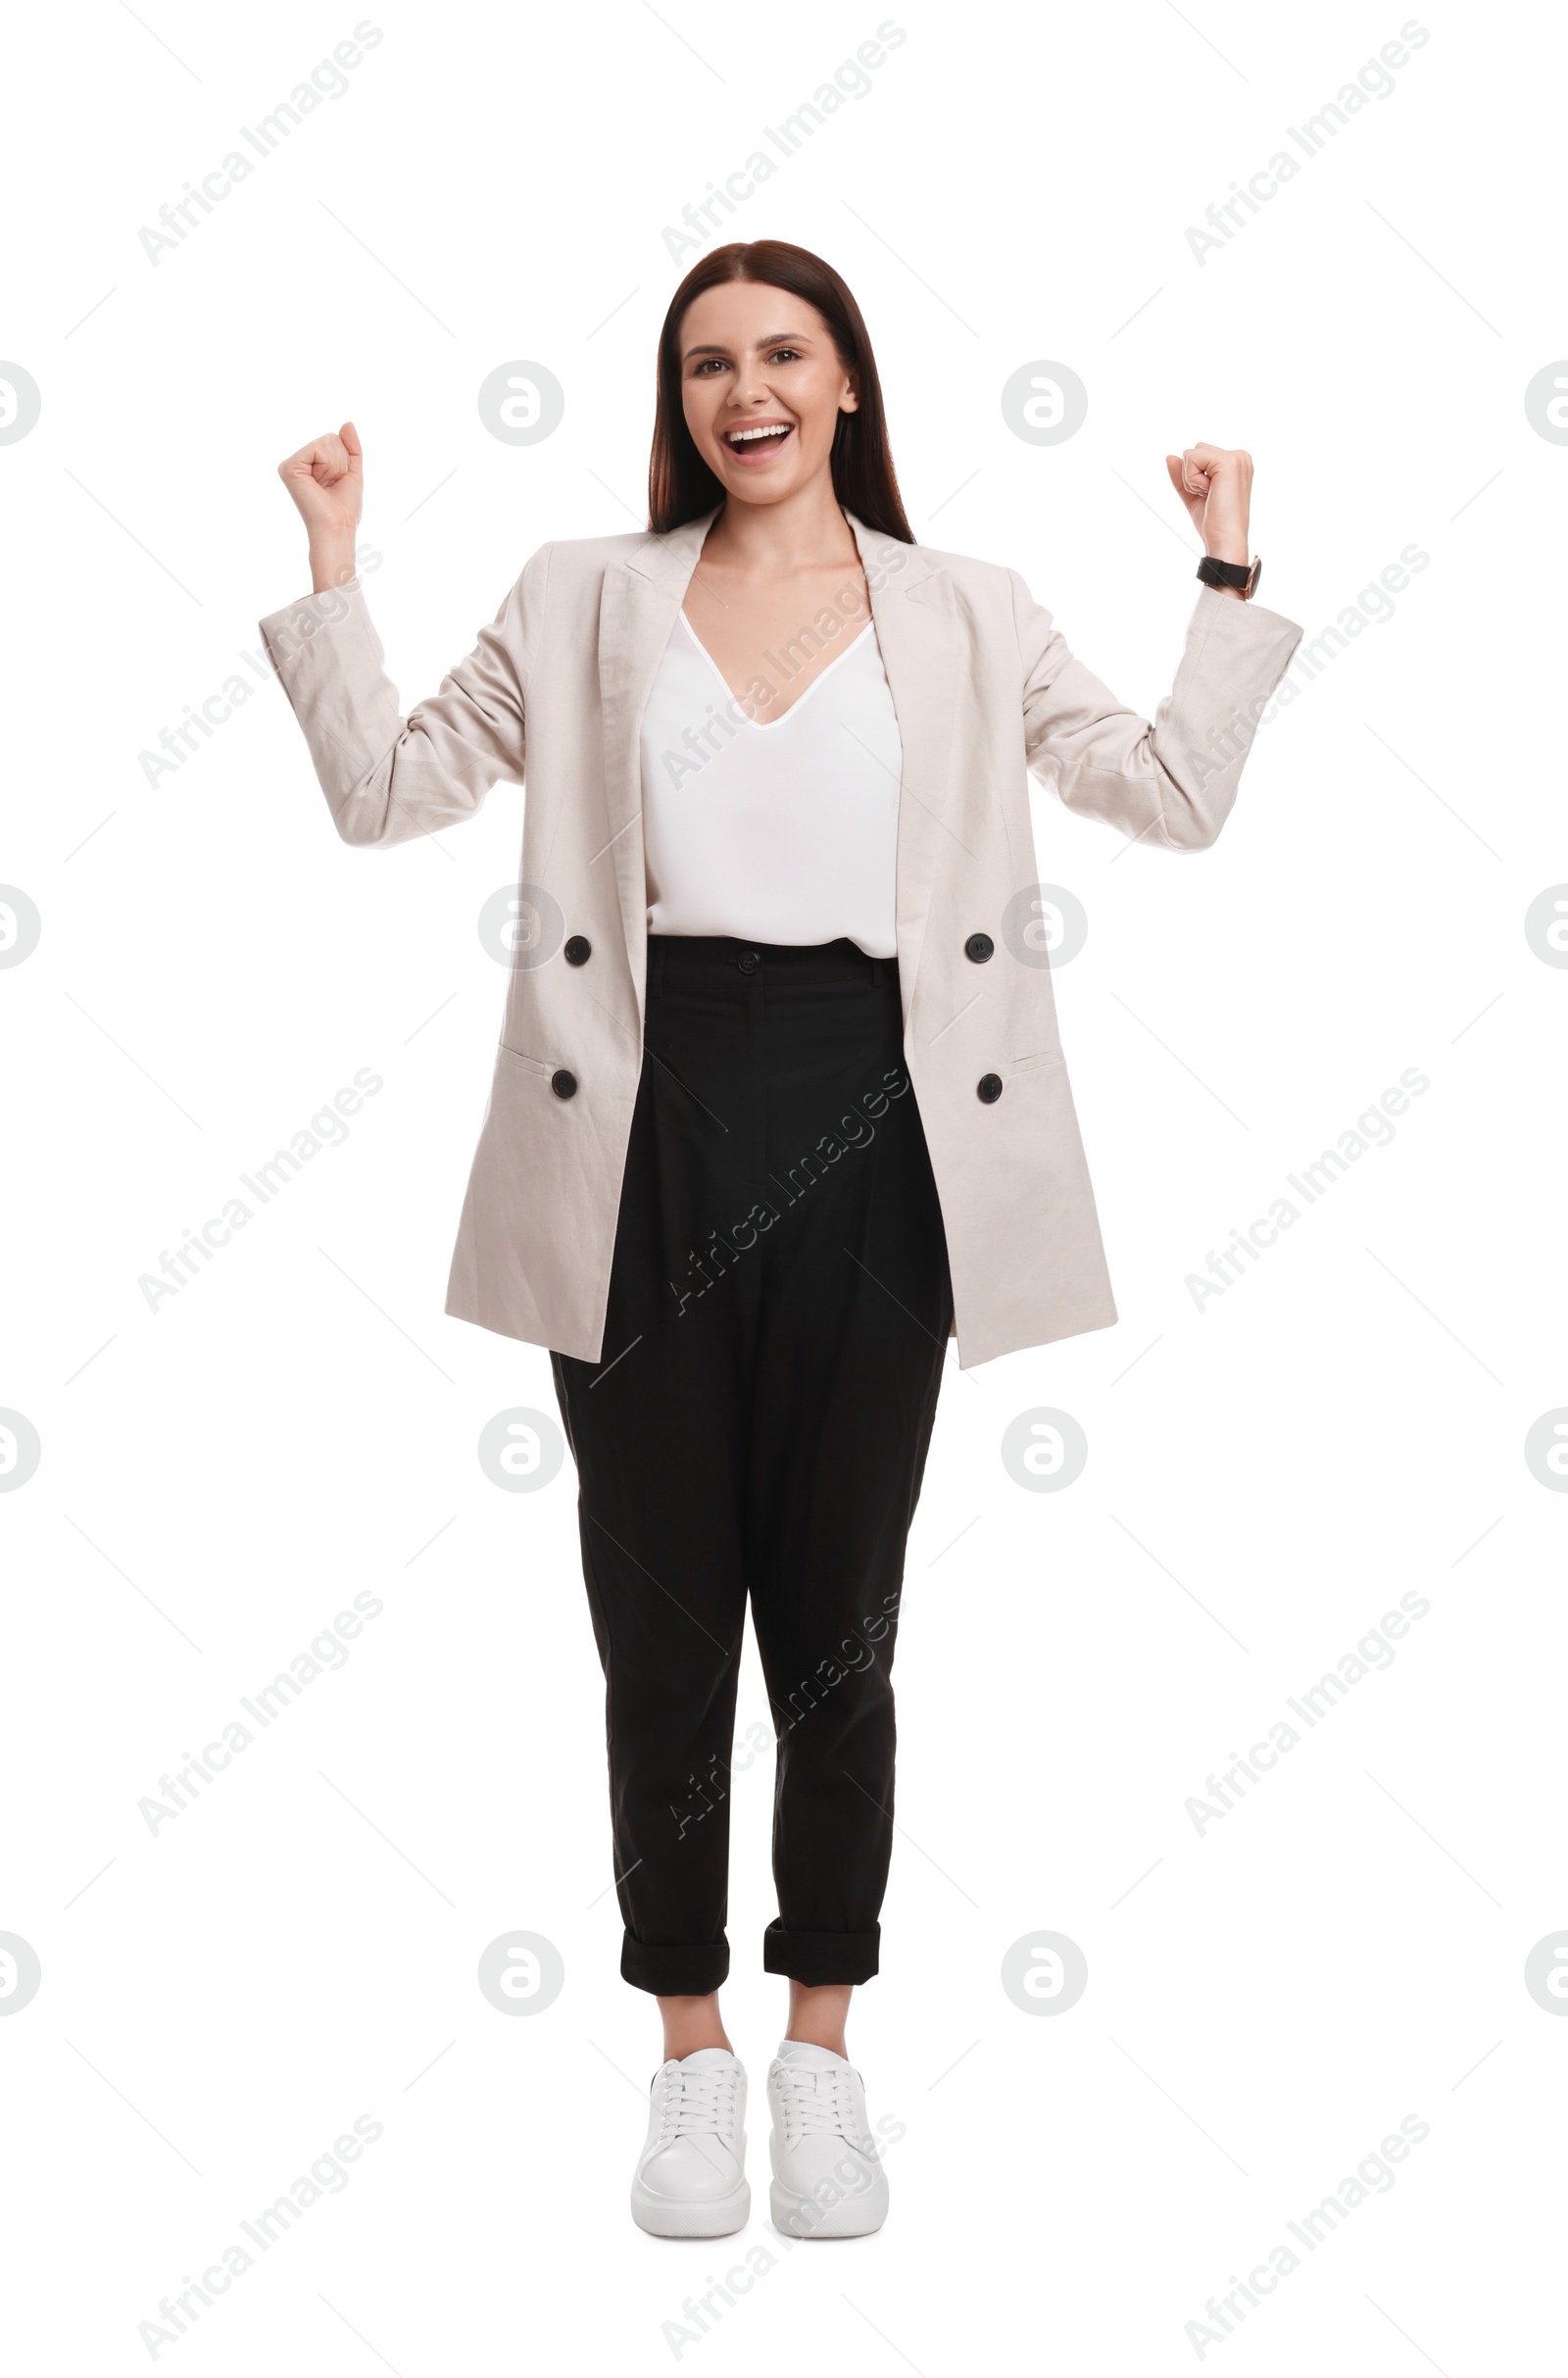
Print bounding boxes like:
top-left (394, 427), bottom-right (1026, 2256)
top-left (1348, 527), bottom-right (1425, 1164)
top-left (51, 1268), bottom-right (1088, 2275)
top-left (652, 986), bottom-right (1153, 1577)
top-left (729, 358), bottom-right (774, 410)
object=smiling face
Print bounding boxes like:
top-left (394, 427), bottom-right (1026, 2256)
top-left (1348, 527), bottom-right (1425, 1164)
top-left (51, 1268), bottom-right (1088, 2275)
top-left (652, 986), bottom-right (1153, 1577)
top-left (678, 278), bottom-right (858, 511)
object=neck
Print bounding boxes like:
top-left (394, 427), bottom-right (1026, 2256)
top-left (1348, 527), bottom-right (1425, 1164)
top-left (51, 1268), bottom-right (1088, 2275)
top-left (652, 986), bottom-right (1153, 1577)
top-left (701, 470), bottom-right (858, 576)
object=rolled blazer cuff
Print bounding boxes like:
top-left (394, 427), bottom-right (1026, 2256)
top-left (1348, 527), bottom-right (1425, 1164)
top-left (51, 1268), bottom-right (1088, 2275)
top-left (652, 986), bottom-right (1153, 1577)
top-left (1177, 582), bottom-right (1304, 741)
top-left (258, 578), bottom-right (409, 841)
top-left (1017, 570), bottom-right (1303, 855)
top-left (257, 566), bottom-right (531, 849)
top-left (260, 576), bottom-right (370, 680)
top-left (1161, 584), bottom-right (1303, 845)
top-left (1187, 580), bottom-right (1303, 669)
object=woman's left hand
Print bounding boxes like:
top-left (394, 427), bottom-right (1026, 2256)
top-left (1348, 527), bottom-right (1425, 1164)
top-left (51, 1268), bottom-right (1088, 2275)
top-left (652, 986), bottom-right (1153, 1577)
top-left (1165, 444), bottom-right (1253, 582)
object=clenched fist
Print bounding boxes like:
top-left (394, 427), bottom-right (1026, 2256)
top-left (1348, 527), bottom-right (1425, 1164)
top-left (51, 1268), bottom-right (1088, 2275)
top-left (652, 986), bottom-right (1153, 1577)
top-left (278, 421), bottom-right (364, 592)
top-left (1164, 443), bottom-right (1254, 592)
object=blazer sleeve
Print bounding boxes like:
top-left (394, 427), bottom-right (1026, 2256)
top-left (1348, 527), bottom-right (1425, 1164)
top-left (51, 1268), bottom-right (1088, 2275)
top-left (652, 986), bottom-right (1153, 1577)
top-left (1008, 570), bottom-right (1302, 852)
top-left (257, 542), bottom-right (552, 848)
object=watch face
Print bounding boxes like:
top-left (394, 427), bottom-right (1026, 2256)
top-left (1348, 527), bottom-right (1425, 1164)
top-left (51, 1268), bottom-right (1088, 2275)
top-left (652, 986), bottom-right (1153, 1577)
top-left (1246, 555), bottom-right (1262, 598)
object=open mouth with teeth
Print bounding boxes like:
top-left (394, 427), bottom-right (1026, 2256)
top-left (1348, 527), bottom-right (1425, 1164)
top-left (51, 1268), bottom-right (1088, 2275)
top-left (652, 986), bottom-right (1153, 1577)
top-left (723, 421), bottom-right (795, 460)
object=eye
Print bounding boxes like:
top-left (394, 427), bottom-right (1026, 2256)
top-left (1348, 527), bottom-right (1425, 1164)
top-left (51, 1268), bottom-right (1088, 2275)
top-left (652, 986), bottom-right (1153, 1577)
top-left (691, 357), bottom-right (729, 375)
top-left (767, 346), bottom-right (802, 363)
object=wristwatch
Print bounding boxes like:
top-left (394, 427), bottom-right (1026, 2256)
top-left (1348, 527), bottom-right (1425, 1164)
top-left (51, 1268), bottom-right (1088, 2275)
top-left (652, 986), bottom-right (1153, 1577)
top-left (1197, 553), bottom-right (1262, 599)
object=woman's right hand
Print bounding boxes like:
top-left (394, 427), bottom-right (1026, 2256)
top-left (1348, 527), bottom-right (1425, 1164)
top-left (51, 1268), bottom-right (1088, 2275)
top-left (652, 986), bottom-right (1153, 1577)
top-left (277, 421), bottom-right (364, 592)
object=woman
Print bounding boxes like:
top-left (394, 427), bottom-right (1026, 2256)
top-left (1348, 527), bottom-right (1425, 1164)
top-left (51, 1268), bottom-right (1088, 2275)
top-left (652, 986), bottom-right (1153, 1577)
top-left (263, 240), bottom-right (1301, 2242)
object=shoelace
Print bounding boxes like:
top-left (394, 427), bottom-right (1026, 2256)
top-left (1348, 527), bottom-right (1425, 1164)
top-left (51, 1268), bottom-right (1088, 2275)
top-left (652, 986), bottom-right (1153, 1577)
top-left (769, 2060), bottom-right (867, 2147)
top-left (655, 2062), bottom-right (740, 2144)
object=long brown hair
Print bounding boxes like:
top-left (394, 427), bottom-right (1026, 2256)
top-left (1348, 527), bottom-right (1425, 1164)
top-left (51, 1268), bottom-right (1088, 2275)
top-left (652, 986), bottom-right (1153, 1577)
top-left (648, 241), bottom-right (913, 543)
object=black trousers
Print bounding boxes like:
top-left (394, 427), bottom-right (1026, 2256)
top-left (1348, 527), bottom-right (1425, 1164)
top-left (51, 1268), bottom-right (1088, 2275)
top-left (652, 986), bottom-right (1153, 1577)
top-left (551, 935), bottom-right (954, 1996)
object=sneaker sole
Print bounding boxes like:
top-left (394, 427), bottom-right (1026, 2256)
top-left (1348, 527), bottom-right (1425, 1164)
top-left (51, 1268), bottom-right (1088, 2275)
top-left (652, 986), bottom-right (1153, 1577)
top-left (769, 2173), bottom-right (889, 2239)
top-left (630, 2177), bottom-right (752, 2238)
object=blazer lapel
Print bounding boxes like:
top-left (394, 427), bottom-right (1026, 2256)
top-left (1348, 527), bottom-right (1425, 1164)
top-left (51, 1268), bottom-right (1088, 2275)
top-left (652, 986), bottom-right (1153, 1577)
top-left (596, 508), bottom-right (718, 1028)
top-left (848, 512), bottom-right (961, 1021)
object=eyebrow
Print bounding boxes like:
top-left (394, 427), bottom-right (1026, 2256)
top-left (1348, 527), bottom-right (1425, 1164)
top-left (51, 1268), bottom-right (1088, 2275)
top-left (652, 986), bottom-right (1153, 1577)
top-left (680, 331), bottom-right (812, 360)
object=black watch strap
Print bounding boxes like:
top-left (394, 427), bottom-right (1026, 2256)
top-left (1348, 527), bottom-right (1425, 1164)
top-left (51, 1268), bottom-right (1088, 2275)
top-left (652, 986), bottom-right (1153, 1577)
top-left (1197, 553), bottom-right (1262, 599)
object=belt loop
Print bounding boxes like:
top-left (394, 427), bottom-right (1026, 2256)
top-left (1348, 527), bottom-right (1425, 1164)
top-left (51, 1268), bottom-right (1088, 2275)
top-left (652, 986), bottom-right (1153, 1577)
top-left (648, 934), bottom-right (663, 998)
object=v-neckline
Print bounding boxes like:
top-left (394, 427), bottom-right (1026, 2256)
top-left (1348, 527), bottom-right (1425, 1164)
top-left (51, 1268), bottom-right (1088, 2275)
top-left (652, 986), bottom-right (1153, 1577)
top-left (677, 610), bottom-right (874, 733)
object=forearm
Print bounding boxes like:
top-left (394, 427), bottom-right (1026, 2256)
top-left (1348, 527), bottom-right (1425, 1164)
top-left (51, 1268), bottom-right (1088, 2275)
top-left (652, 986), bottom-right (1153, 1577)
top-left (309, 531), bottom-right (359, 595)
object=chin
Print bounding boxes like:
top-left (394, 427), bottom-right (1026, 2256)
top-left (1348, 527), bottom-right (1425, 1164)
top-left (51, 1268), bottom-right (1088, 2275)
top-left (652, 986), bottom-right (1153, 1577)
top-left (712, 462), bottom-right (803, 506)
top-left (724, 478), bottom-right (797, 507)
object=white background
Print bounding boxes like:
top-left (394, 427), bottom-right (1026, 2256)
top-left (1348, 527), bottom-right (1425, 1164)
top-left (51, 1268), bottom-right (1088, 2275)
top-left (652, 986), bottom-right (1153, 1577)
top-left (3, 1), bottom-right (1565, 2369)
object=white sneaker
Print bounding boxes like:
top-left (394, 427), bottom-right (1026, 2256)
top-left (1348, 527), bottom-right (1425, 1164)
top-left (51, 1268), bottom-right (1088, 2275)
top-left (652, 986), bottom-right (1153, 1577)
top-left (766, 2040), bottom-right (889, 2238)
top-left (630, 2048), bottom-right (750, 2237)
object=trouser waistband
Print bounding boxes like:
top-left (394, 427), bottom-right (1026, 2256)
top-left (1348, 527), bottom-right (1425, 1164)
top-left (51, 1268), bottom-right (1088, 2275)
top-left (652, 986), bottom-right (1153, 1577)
top-left (647, 933), bottom-right (895, 994)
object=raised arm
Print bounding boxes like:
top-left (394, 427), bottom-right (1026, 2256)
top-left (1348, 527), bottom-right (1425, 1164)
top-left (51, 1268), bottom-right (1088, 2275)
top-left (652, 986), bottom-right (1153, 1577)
top-left (1014, 443), bottom-right (1302, 853)
top-left (262, 423), bottom-right (543, 849)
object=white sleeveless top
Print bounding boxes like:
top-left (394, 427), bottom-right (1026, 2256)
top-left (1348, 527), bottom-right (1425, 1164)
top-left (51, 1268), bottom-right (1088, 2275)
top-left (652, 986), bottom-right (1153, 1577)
top-left (640, 610), bottom-right (903, 958)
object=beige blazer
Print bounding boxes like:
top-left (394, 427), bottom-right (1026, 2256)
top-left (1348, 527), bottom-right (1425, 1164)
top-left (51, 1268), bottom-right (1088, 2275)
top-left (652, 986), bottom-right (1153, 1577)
top-left (260, 510), bottom-right (1300, 1367)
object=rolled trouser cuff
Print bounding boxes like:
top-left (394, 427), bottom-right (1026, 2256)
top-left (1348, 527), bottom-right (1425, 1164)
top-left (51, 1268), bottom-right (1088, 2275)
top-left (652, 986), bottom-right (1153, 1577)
top-left (620, 1931), bottom-right (731, 1997)
top-left (762, 1919), bottom-right (881, 1985)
